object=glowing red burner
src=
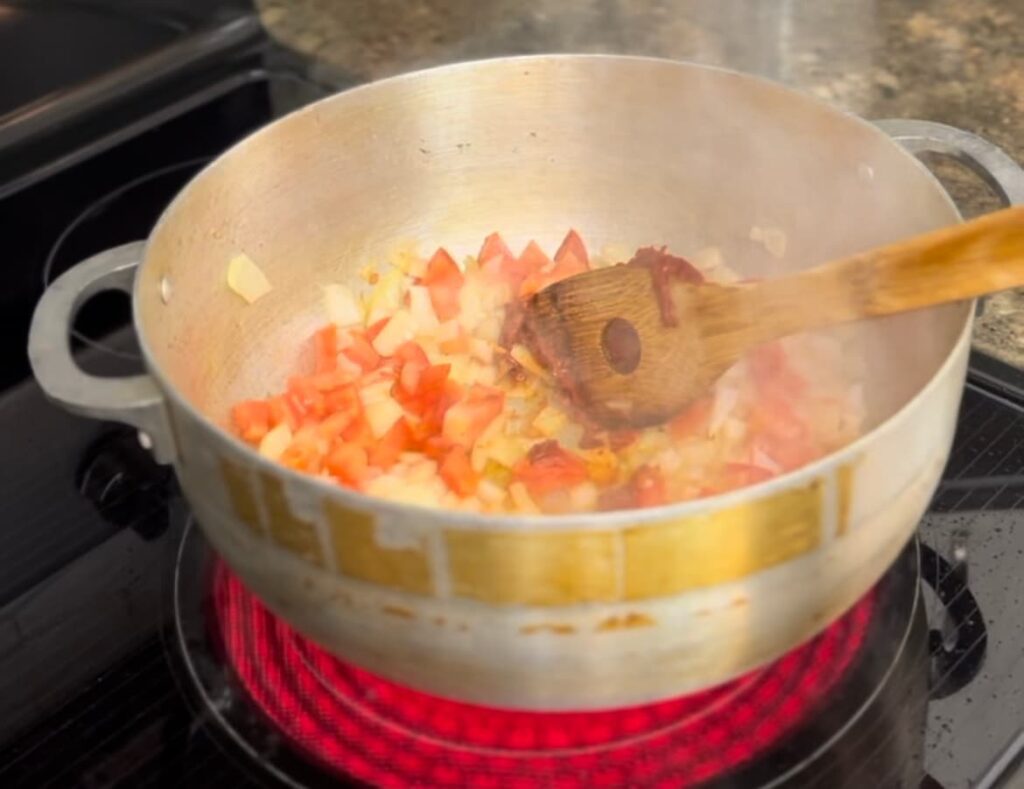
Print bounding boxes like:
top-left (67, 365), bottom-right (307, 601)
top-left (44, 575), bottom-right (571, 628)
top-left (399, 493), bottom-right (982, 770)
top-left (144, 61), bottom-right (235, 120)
top-left (213, 565), bottom-right (872, 788)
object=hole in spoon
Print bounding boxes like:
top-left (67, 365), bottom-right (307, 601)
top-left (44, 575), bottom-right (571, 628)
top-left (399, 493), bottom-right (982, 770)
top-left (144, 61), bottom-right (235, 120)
top-left (601, 318), bottom-right (641, 374)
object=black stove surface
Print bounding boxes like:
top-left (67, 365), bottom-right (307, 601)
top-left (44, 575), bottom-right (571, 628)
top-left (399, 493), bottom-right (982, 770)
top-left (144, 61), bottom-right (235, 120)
top-left (0, 41), bottom-right (1021, 789)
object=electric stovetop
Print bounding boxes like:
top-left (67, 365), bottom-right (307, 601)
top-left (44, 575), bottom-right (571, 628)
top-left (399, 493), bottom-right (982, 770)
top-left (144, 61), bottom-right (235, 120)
top-left (0, 14), bottom-right (1022, 788)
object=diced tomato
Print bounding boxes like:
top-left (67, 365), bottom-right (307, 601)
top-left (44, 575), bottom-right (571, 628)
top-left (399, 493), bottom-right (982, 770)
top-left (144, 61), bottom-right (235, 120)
top-left (325, 442), bottom-right (369, 486)
top-left (369, 418), bottom-right (414, 470)
top-left (341, 414), bottom-right (375, 447)
top-left (420, 248), bottom-right (464, 321)
top-left (365, 317), bottom-right (390, 342)
top-left (323, 384), bottom-right (361, 415)
top-left (286, 377), bottom-right (328, 421)
top-left (631, 465), bottom-right (667, 508)
top-left (317, 409), bottom-right (357, 440)
top-left (421, 434), bottom-right (454, 461)
top-left (517, 241), bottom-right (552, 297)
top-left (554, 229), bottom-right (589, 268)
top-left (478, 232), bottom-right (515, 272)
top-left (721, 462), bottom-right (775, 490)
top-left (268, 394), bottom-right (300, 431)
top-left (442, 384), bottom-right (505, 447)
top-left (416, 363), bottom-right (451, 404)
top-left (439, 445), bottom-right (478, 497)
top-left (749, 342), bottom-right (806, 397)
top-left (669, 397), bottom-right (713, 440)
top-left (515, 440), bottom-right (589, 498)
top-left (307, 369), bottom-right (354, 392)
top-left (312, 324), bottom-right (338, 374)
top-left (342, 332), bottom-right (381, 372)
top-left (394, 341), bottom-right (431, 394)
top-left (279, 429), bottom-right (323, 473)
top-left (478, 232), bottom-right (529, 289)
top-left (232, 400), bottom-right (271, 443)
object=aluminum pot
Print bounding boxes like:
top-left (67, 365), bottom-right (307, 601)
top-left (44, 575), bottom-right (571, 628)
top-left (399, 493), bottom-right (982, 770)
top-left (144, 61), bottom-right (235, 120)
top-left (28, 56), bottom-right (1024, 710)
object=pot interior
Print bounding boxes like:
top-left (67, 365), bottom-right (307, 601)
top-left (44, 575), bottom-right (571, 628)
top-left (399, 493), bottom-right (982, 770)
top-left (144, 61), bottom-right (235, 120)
top-left (136, 56), bottom-right (968, 451)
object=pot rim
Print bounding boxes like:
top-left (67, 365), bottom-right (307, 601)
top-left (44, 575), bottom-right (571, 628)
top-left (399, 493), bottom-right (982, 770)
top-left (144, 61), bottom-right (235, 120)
top-left (135, 53), bottom-right (971, 530)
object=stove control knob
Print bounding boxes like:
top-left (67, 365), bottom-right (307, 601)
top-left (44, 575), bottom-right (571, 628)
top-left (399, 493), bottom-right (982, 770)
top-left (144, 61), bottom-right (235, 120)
top-left (76, 426), bottom-right (175, 539)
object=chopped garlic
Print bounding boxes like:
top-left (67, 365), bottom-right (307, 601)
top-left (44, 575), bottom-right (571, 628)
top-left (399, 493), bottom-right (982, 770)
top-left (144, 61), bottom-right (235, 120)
top-left (258, 423), bottom-right (292, 460)
top-left (365, 268), bottom-right (406, 325)
top-left (226, 253), bottom-right (271, 304)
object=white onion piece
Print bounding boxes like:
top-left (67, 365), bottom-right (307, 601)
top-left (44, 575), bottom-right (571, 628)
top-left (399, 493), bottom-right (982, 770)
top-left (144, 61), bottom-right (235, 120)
top-left (323, 284), bottom-right (362, 327)
top-left (226, 253), bottom-right (271, 304)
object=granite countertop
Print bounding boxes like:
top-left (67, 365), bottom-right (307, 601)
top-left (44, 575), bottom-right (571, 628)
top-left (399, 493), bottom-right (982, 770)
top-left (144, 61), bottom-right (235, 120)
top-left (257, 0), bottom-right (1024, 365)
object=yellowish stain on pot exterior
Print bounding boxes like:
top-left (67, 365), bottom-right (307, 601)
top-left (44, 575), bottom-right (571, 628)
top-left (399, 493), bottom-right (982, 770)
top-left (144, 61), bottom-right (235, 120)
top-left (596, 612), bottom-right (655, 631)
top-left (520, 623), bottom-right (576, 635)
top-left (623, 481), bottom-right (823, 600)
top-left (220, 455), bottom-right (827, 606)
top-left (259, 472), bottom-right (325, 567)
top-left (219, 457), bottom-right (262, 534)
top-left (836, 459), bottom-right (858, 536)
top-left (324, 500), bottom-right (434, 595)
top-left (444, 529), bottom-right (619, 605)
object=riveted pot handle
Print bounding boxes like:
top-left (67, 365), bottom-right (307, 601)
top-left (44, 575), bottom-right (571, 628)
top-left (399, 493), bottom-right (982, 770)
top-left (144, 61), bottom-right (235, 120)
top-left (28, 242), bottom-right (177, 463)
top-left (874, 119), bottom-right (1024, 206)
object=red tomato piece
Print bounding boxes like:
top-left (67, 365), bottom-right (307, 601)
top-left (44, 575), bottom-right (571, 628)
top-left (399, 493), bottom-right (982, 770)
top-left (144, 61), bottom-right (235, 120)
top-left (721, 462), bottom-right (775, 490)
top-left (442, 384), bottom-right (505, 447)
top-left (514, 440), bottom-right (589, 498)
top-left (340, 415), bottom-right (375, 448)
top-left (668, 397), bottom-right (713, 440)
top-left (369, 418), bottom-right (414, 470)
top-left (268, 395), bottom-right (300, 431)
top-left (478, 232), bottom-right (530, 289)
top-left (478, 232), bottom-right (515, 272)
top-left (518, 241), bottom-right (552, 281)
top-left (749, 342), bottom-right (806, 397)
top-left (365, 318), bottom-right (390, 342)
top-left (554, 229), bottom-right (589, 268)
top-left (631, 465), bottom-right (667, 508)
top-left (393, 340), bottom-right (431, 395)
top-left (286, 377), bottom-right (328, 421)
top-left (325, 442), bottom-right (369, 487)
top-left (342, 332), bottom-right (381, 372)
top-left (312, 324), bottom-right (338, 375)
top-left (280, 429), bottom-right (323, 473)
top-left (232, 400), bottom-right (271, 443)
top-left (439, 445), bottom-right (479, 497)
top-left (421, 248), bottom-right (464, 321)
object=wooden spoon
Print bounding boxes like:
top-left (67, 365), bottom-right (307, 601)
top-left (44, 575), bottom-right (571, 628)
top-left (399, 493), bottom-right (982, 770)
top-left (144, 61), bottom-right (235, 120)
top-left (522, 205), bottom-right (1024, 429)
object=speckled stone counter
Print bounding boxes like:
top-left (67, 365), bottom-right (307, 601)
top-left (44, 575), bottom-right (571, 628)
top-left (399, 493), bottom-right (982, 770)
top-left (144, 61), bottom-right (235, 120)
top-left (257, 0), bottom-right (1024, 364)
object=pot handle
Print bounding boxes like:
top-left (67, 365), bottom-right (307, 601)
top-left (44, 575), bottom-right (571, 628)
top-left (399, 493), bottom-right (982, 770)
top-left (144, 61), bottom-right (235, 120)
top-left (874, 119), bottom-right (1024, 206)
top-left (28, 242), bottom-right (177, 463)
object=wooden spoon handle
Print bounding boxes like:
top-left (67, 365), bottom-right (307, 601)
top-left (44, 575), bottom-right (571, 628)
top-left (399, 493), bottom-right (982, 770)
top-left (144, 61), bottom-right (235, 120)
top-left (717, 205), bottom-right (1024, 346)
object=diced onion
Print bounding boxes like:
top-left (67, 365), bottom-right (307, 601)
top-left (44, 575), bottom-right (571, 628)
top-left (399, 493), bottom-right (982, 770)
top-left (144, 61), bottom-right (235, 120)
top-left (258, 423), bottom-right (292, 460)
top-left (226, 253), bottom-right (271, 304)
top-left (323, 284), bottom-right (363, 327)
